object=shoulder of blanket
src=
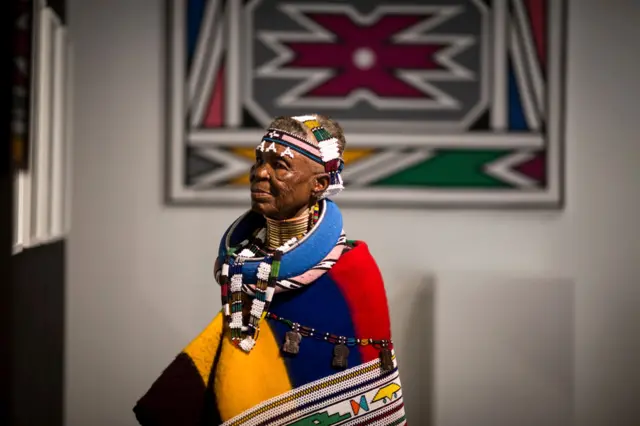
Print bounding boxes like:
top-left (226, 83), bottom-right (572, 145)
top-left (328, 241), bottom-right (392, 344)
top-left (332, 240), bottom-right (384, 284)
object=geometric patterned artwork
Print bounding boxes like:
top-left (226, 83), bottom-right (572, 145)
top-left (13, 4), bottom-right (72, 253)
top-left (166, 0), bottom-right (567, 208)
top-left (12, 0), bottom-right (34, 170)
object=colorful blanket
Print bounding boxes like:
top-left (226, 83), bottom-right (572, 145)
top-left (134, 242), bottom-right (406, 425)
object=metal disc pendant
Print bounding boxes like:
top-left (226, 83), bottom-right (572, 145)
top-left (332, 344), bottom-right (350, 370)
top-left (282, 331), bottom-right (302, 355)
top-left (379, 348), bottom-right (394, 371)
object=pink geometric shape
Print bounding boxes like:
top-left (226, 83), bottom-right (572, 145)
top-left (525, 0), bottom-right (547, 69)
top-left (515, 153), bottom-right (546, 183)
top-left (203, 61), bottom-right (225, 128)
top-left (282, 13), bottom-right (448, 98)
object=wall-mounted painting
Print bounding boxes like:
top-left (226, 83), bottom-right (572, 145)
top-left (166, 0), bottom-right (567, 208)
top-left (12, 0), bottom-right (34, 171)
top-left (13, 3), bottom-right (71, 254)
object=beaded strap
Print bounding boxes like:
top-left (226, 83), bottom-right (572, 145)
top-left (266, 312), bottom-right (393, 350)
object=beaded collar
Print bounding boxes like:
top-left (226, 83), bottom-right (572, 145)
top-left (217, 199), bottom-right (343, 284)
top-left (215, 199), bottom-right (346, 352)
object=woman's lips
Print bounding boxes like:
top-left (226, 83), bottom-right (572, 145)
top-left (250, 189), bottom-right (272, 199)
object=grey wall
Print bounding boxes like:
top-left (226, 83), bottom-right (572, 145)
top-left (66, 0), bottom-right (640, 425)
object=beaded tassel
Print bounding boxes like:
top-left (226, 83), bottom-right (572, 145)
top-left (231, 237), bottom-right (297, 353)
top-left (240, 256), bottom-right (272, 351)
top-left (220, 256), bottom-right (231, 317)
top-left (324, 170), bottom-right (344, 198)
top-left (220, 210), bottom-right (319, 353)
top-left (262, 250), bottom-right (282, 316)
top-left (229, 259), bottom-right (244, 341)
top-left (308, 203), bottom-right (320, 230)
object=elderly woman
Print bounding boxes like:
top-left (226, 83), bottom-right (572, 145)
top-left (134, 115), bottom-right (406, 425)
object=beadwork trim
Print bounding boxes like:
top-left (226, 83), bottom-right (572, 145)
top-left (260, 128), bottom-right (323, 164)
top-left (218, 355), bottom-right (402, 426)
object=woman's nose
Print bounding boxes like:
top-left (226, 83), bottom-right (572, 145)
top-left (251, 162), bottom-right (270, 180)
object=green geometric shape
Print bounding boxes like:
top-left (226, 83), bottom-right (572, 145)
top-left (288, 411), bottom-right (351, 426)
top-left (372, 150), bottom-right (514, 188)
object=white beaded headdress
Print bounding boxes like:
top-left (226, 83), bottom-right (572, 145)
top-left (290, 115), bottom-right (344, 199)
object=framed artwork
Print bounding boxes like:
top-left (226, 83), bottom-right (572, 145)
top-left (13, 3), bottom-right (71, 254)
top-left (13, 0), bottom-right (39, 253)
top-left (64, 42), bottom-right (74, 236)
top-left (166, 0), bottom-right (567, 208)
top-left (11, 0), bottom-right (34, 171)
top-left (30, 5), bottom-right (57, 243)
top-left (49, 18), bottom-right (68, 239)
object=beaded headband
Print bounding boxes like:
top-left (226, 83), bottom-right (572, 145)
top-left (256, 115), bottom-right (345, 199)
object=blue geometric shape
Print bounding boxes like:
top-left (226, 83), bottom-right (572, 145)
top-left (508, 60), bottom-right (528, 131)
top-left (267, 273), bottom-right (362, 387)
top-left (359, 395), bottom-right (369, 412)
top-left (187, 0), bottom-right (205, 68)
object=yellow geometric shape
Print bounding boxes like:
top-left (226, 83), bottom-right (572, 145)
top-left (229, 147), bottom-right (256, 185)
top-left (231, 147), bottom-right (257, 160)
top-left (214, 322), bottom-right (293, 421)
top-left (230, 174), bottom-right (251, 186)
top-left (227, 147), bottom-right (375, 186)
top-left (342, 148), bottom-right (375, 165)
top-left (13, 137), bottom-right (25, 164)
top-left (371, 383), bottom-right (401, 404)
top-left (182, 312), bottom-right (225, 386)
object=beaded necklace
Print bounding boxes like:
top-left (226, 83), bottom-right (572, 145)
top-left (220, 204), bottom-right (321, 352)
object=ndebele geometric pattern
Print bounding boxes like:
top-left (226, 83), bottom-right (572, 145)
top-left (166, 0), bottom-right (567, 208)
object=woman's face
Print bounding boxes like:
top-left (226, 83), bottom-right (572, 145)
top-left (249, 137), bottom-right (328, 220)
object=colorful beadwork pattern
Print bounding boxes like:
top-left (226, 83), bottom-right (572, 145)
top-left (220, 355), bottom-right (404, 426)
top-left (166, 0), bottom-right (567, 208)
top-left (291, 115), bottom-right (345, 198)
top-left (259, 129), bottom-right (323, 164)
top-left (222, 236), bottom-right (292, 352)
top-left (218, 200), bottom-right (346, 352)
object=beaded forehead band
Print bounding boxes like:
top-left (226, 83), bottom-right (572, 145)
top-left (256, 115), bottom-right (345, 199)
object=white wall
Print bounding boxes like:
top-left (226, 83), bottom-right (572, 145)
top-left (66, 0), bottom-right (640, 425)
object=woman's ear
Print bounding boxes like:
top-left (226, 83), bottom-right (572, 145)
top-left (313, 173), bottom-right (330, 197)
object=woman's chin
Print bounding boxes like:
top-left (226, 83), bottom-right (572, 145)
top-left (250, 199), bottom-right (274, 216)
